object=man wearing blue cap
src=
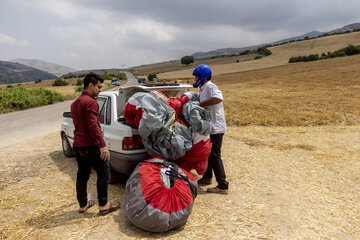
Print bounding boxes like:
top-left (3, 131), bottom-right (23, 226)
top-left (192, 64), bottom-right (229, 194)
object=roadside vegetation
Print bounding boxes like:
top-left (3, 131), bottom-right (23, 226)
top-left (0, 86), bottom-right (72, 113)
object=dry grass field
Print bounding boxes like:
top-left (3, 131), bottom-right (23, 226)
top-left (0, 32), bottom-right (360, 239)
top-left (0, 126), bottom-right (359, 239)
top-left (132, 54), bottom-right (257, 77)
top-left (220, 54), bottom-right (360, 126)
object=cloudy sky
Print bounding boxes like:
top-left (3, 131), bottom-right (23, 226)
top-left (0, 0), bottom-right (359, 70)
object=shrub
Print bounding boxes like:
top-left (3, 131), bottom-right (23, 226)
top-left (181, 56), bottom-right (195, 66)
top-left (75, 86), bottom-right (83, 93)
top-left (240, 50), bottom-right (251, 55)
top-left (289, 44), bottom-right (360, 63)
top-left (148, 73), bottom-right (157, 82)
top-left (306, 54), bottom-right (319, 62)
top-left (76, 79), bottom-right (83, 86)
top-left (100, 73), bottom-right (113, 80)
top-left (254, 56), bottom-right (262, 60)
top-left (35, 79), bottom-right (42, 83)
top-left (53, 78), bottom-right (69, 86)
top-left (256, 47), bottom-right (272, 56)
top-left (0, 86), bottom-right (69, 113)
top-left (344, 45), bottom-right (360, 55)
top-left (117, 72), bottom-right (127, 80)
top-left (64, 74), bottom-right (75, 79)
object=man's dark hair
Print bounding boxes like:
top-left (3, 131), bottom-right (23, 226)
top-left (84, 72), bottom-right (104, 89)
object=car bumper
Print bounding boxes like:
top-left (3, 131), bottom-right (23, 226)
top-left (109, 150), bottom-right (151, 175)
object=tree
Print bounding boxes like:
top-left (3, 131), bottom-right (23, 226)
top-left (76, 79), bottom-right (83, 86)
top-left (181, 56), bottom-right (194, 66)
top-left (53, 78), bottom-right (69, 86)
top-left (256, 47), bottom-right (272, 56)
top-left (148, 73), bottom-right (157, 82)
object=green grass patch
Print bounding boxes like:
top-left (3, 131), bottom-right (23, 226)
top-left (0, 86), bottom-right (72, 113)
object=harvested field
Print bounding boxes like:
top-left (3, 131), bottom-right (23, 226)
top-left (0, 125), bottom-right (359, 239)
top-left (219, 54), bottom-right (360, 126)
top-left (1, 31), bottom-right (360, 239)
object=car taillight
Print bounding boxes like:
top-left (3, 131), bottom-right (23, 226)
top-left (122, 136), bottom-right (144, 150)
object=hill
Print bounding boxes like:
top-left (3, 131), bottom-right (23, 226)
top-left (328, 23), bottom-right (360, 34)
top-left (11, 58), bottom-right (76, 77)
top-left (0, 60), bottom-right (58, 84)
top-left (64, 68), bottom-right (123, 78)
top-left (157, 31), bottom-right (360, 80)
top-left (192, 22), bottom-right (360, 58)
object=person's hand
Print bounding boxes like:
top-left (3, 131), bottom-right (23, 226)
top-left (100, 146), bottom-right (110, 161)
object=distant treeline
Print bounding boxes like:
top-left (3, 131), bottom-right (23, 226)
top-left (289, 44), bottom-right (360, 63)
top-left (0, 86), bottom-right (71, 113)
top-left (239, 47), bottom-right (272, 56)
top-left (210, 46), bottom-right (272, 59)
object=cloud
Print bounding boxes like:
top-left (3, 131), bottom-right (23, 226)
top-left (49, 18), bottom-right (179, 67)
top-left (61, 51), bottom-right (79, 60)
top-left (0, 33), bottom-right (29, 46)
top-left (2, 0), bottom-right (360, 69)
top-left (77, 0), bottom-right (360, 32)
top-left (8, 0), bottom-right (79, 19)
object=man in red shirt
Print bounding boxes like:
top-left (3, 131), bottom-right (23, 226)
top-left (71, 72), bottom-right (120, 215)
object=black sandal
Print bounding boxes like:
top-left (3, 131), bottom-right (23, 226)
top-left (79, 200), bottom-right (96, 213)
top-left (99, 201), bottom-right (121, 216)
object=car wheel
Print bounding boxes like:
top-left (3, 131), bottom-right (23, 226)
top-left (62, 133), bottom-right (74, 158)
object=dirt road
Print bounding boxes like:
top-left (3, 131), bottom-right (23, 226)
top-left (0, 125), bottom-right (359, 239)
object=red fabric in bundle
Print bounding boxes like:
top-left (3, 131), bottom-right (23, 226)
top-left (123, 97), bottom-right (143, 128)
top-left (168, 97), bottom-right (183, 119)
top-left (140, 158), bottom-right (196, 214)
top-left (176, 137), bottom-right (212, 175)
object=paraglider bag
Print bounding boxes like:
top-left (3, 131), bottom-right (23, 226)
top-left (125, 158), bottom-right (198, 232)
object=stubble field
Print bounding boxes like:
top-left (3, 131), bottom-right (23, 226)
top-left (1, 32), bottom-right (360, 239)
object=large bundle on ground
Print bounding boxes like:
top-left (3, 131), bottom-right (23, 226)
top-left (126, 158), bottom-right (197, 232)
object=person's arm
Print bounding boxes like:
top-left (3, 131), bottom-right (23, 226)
top-left (200, 97), bottom-right (222, 107)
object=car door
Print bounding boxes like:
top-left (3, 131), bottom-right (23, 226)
top-left (97, 96), bottom-right (112, 148)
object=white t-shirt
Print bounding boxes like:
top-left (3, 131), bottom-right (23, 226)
top-left (199, 81), bottom-right (227, 134)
